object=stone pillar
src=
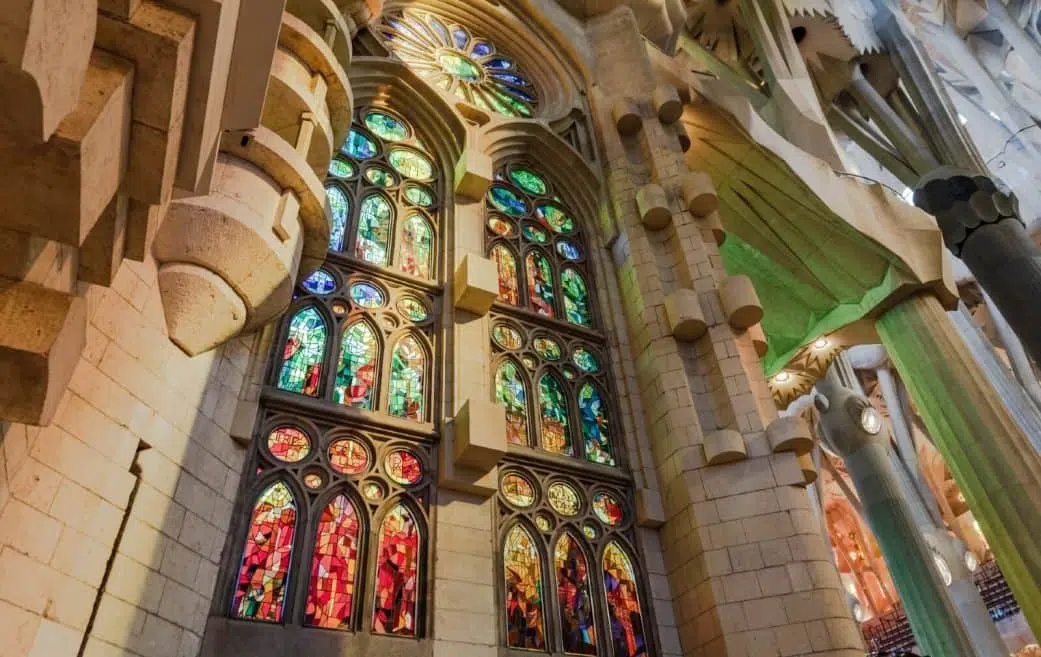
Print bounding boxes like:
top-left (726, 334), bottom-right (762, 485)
top-left (875, 292), bottom-right (1041, 634)
top-left (815, 365), bottom-right (979, 657)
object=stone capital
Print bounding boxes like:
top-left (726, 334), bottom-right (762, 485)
top-left (914, 169), bottom-right (1024, 256)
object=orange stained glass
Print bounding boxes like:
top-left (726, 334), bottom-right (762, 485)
top-left (556, 533), bottom-right (597, 655)
top-left (501, 473), bottom-right (536, 508)
top-left (328, 439), bottom-right (370, 475)
top-left (384, 449), bottom-right (423, 486)
top-left (267, 426), bottom-right (311, 463)
top-left (305, 495), bottom-right (361, 629)
top-left (503, 524), bottom-right (546, 649)
top-left (525, 250), bottom-right (555, 318)
top-left (372, 504), bottom-right (421, 635)
top-left (495, 360), bottom-right (529, 446)
top-left (232, 482), bottom-right (297, 623)
top-left (602, 542), bottom-right (648, 657)
top-left (491, 244), bottom-right (520, 305)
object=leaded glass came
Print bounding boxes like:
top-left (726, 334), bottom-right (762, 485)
top-left (356, 195), bottom-right (393, 265)
top-left (603, 543), bottom-right (649, 657)
top-left (496, 360), bottom-right (529, 446)
top-left (373, 504), bottom-right (421, 635)
top-left (503, 525), bottom-right (546, 649)
top-left (278, 307), bottom-right (326, 396)
top-left (538, 373), bottom-right (572, 455)
top-left (334, 321), bottom-right (378, 408)
top-left (556, 533), bottom-right (597, 655)
top-left (388, 335), bottom-right (425, 421)
top-left (305, 495), bottom-right (361, 628)
top-left (579, 383), bottom-right (615, 466)
top-left (232, 482), bottom-right (296, 622)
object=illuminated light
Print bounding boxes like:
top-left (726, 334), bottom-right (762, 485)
top-left (774, 371), bottom-right (791, 383)
top-left (845, 580), bottom-right (857, 595)
top-left (848, 551), bottom-right (858, 561)
top-left (813, 337), bottom-right (830, 350)
top-left (933, 553), bottom-right (953, 586)
top-left (860, 407), bottom-right (883, 435)
top-left (965, 550), bottom-right (979, 572)
top-left (958, 114), bottom-right (968, 125)
top-left (989, 110), bottom-right (1002, 121)
top-left (852, 602), bottom-right (868, 622)
top-left (900, 187), bottom-right (915, 205)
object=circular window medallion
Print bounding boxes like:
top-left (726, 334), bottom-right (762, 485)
top-left (303, 472), bottom-right (324, 490)
top-left (388, 149), bottom-right (434, 180)
top-left (488, 186), bottom-right (528, 217)
top-left (487, 216), bottom-right (515, 237)
top-left (331, 301), bottom-right (348, 317)
top-left (302, 270), bottom-right (336, 295)
top-left (267, 427), bottom-right (310, 463)
top-left (492, 324), bottom-right (523, 350)
top-left (547, 482), bottom-right (581, 517)
top-left (384, 449), bottom-right (423, 486)
top-left (556, 240), bottom-right (581, 261)
top-left (535, 514), bottom-right (553, 533)
top-left (501, 473), bottom-right (536, 508)
top-left (365, 166), bottom-right (397, 188)
top-left (328, 158), bottom-right (356, 178)
top-left (536, 204), bottom-right (575, 233)
top-left (572, 347), bottom-right (600, 374)
top-left (522, 355), bottom-right (537, 370)
top-left (344, 129), bottom-right (378, 159)
top-left (328, 439), bottom-right (370, 475)
top-left (362, 480), bottom-right (387, 502)
top-left (397, 296), bottom-right (430, 322)
top-left (364, 111), bottom-right (409, 141)
top-left (592, 492), bottom-right (624, 526)
top-left (582, 524), bottom-right (599, 540)
top-left (522, 224), bottom-right (548, 244)
top-left (349, 282), bottom-right (386, 308)
top-left (509, 168), bottom-right (547, 196)
top-left (405, 184), bottom-right (435, 207)
top-left (533, 337), bottom-right (562, 361)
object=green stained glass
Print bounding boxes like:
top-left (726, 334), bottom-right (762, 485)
top-left (492, 244), bottom-right (520, 305)
top-left (438, 52), bottom-right (481, 81)
top-left (389, 335), bottom-right (425, 421)
top-left (572, 347), bottom-right (600, 373)
top-left (328, 158), bottom-right (355, 178)
top-left (582, 524), bottom-right (598, 540)
top-left (561, 269), bottom-right (591, 327)
top-left (533, 337), bottom-right (561, 360)
top-left (388, 149), bottom-right (433, 180)
top-left (350, 282), bottom-right (385, 308)
top-left (278, 307), bottom-right (326, 396)
top-left (334, 321), bottom-right (378, 408)
top-left (509, 168), bottom-right (547, 196)
top-left (538, 373), bottom-right (573, 455)
top-left (563, 367), bottom-right (576, 381)
top-left (522, 355), bottom-right (537, 370)
top-left (397, 296), bottom-right (429, 322)
top-left (488, 186), bottom-right (528, 216)
top-left (404, 185), bottom-right (434, 207)
top-left (536, 204), bottom-right (575, 233)
top-left (365, 167), bottom-right (396, 188)
top-left (399, 214), bottom-right (433, 279)
top-left (522, 224), bottom-right (548, 244)
top-left (495, 360), bottom-right (529, 446)
top-left (344, 129), bottom-right (377, 159)
top-left (356, 195), bottom-right (393, 265)
top-left (364, 111), bottom-right (409, 141)
top-left (579, 383), bottom-right (615, 466)
top-left (327, 186), bottom-right (349, 252)
top-left (525, 251), bottom-right (555, 318)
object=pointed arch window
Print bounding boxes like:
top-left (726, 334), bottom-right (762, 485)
top-left (277, 307), bottom-right (327, 397)
top-left (372, 502), bottom-right (422, 635)
top-left (232, 481), bottom-right (297, 623)
top-left (503, 523), bottom-right (547, 649)
top-left (388, 334), bottom-right (426, 421)
top-left (602, 542), bottom-right (649, 657)
top-left (556, 532), bottom-right (597, 655)
top-left (306, 494), bottom-right (362, 629)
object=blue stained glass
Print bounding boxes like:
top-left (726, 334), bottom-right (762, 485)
top-left (344, 130), bottom-right (377, 159)
top-left (452, 28), bottom-right (468, 49)
top-left (472, 41), bottom-right (493, 57)
top-left (488, 186), bottom-right (529, 217)
top-left (485, 57), bottom-right (514, 70)
top-left (490, 73), bottom-right (530, 87)
top-left (328, 187), bottom-right (350, 252)
top-left (502, 87), bottom-right (536, 103)
top-left (302, 270), bottom-right (336, 295)
top-left (579, 384), bottom-right (615, 466)
top-left (428, 16), bottom-right (451, 46)
top-left (557, 240), bottom-right (581, 260)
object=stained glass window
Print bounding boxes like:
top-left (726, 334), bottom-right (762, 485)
top-left (344, 129), bottom-right (377, 159)
top-left (502, 473), bottom-right (536, 508)
top-left (267, 426), bottom-right (311, 463)
top-left (396, 297), bottom-right (429, 322)
top-left (328, 439), bottom-right (370, 476)
top-left (510, 168), bottom-right (547, 195)
top-left (399, 214), bottom-right (433, 278)
top-left (306, 495), bottom-right (361, 629)
top-left (404, 185), bottom-right (434, 207)
top-left (329, 158), bottom-right (355, 178)
top-left (232, 482), bottom-right (296, 622)
top-left (302, 269), bottom-right (337, 295)
top-left (562, 269), bottom-right (592, 327)
top-left (349, 282), bottom-right (385, 308)
top-left (489, 186), bottom-right (528, 216)
top-left (379, 10), bottom-right (538, 118)
top-left (538, 374), bottom-right (572, 456)
top-left (496, 360), bottom-right (529, 446)
top-left (492, 324), bottom-right (523, 350)
top-left (592, 492), bottom-right (624, 527)
top-left (372, 504), bottom-right (421, 635)
top-left (364, 111), bottom-right (408, 141)
top-left (328, 186), bottom-right (350, 252)
top-left (492, 245), bottom-right (519, 305)
top-left (503, 525), bottom-right (546, 649)
top-left (388, 335), bottom-right (425, 421)
top-left (556, 533), bottom-right (597, 655)
top-left (526, 251), bottom-right (555, 318)
top-left (573, 347), bottom-right (600, 374)
top-left (579, 384), bottom-right (615, 466)
top-left (356, 195), bottom-right (393, 265)
top-left (603, 543), bottom-right (648, 657)
top-left (384, 449), bottom-right (423, 486)
top-left (547, 482), bottom-right (581, 517)
top-left (365, 167), bottom-right (396, 188)
top-left (388, 149), bottom-right (433, 180)
top-left (334, 321), bottom-right (378, 408)
top-left (278, 307), bottom-right (326, 396)
top-left (533, 337), bottom-right (562, 361)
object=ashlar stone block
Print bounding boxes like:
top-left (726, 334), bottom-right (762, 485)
top-left (704, 429), bottom-right (747, 465)
top-left (720, 275), bottom-right (764, 329)
top-left (798, 453), bottom-right (817, 486)
top-left (682, 171), bottom-right (719, 217)
top-left (747, 323), bottom-right (768, 357)
top-left (665, 288), bottom-right (707, 341)
top-left (653, 85), bottom-right (683, 124)
top-left (455, 148), bottom-right (493, 201)
top-left (453, 254), bottom-right (499, 315)
top-left (79, 193), bottom-right (128, 287)
top-left (612, 98), bottom-right (642, 136)
top-left (766, 416), bottom-right (813, 456)
top-left (637, 183), bottom-right (671, 230)
top-left (636, 488), bottom-right (666, 528)
top-left (452, 398), bottom-right (507, 471)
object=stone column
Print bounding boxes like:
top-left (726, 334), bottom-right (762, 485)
top-left (875, 292), bottom-right (1041, 634)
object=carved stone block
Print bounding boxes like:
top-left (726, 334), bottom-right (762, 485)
top-left (798, 452), bottom-right (817, 486)
top-left (453, 398), bottom-right (507, 471)
top-left (455, 148), bottom-right (494, 201)
top-left (665, 289), bottom-right (707, 341)
top-left (157, 262), bottom-right (248, 356)
top-left (703, 429), bottom-right (747, 465)
top-left (612, 98), bottom-right (642, 136)
top-left (637, 183), bottom-right (671, 230)
top-left (653, 85), bottom-right (683, 124)
top-left (682, 171), bottom-right (719, 217)
top-left (766, 415), bottom-right (813, 456)
top-left (453, 254), bottom-right (499, 315)
top-left (79, 193), bottom-right (129, 287)
top-left (720, 275), bottom-right (763, 329)
top-left (636, 488), bottom-right (666, 528)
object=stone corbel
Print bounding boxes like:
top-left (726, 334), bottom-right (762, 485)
top-left (455, 147), bottom-right (493, 201)
top-left (720, 275), bottom-right (764, 329)
top-left (439, 398), bottom-right (507, 497)
top-left (453, 254), bottom-right (499, 315)
top-left (703, 429), bottom-right (747, 465)
top-left (664, 289), bottom-right (707, 341)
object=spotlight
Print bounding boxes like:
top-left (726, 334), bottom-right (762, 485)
top-left (775, 371), bottom-right (791, 383)
top-left (813, 337), bottom-right (830, 350)
top-left (859, 407), bottom-right (883, 435)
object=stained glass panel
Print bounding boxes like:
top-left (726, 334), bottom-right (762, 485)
top-left (396, 296), bottom-right (429, 322)
top-left (363, 481), bottom-right (385, 502)
top-left (501, 473), bottom-right (536, 508)
top-left (538, 373), bottom-right (572, 456)
top-left (536, 204), bottom-right (575, 233)
top-left (278, 307), bottom-right (326, 396)
top-left (557, 240), bottom-right (581, 261)
top-left (345, 129), bottom-right (378, 159)
top-left (562, 269), bottom-right (592, 327)
top-left (504, 525), bottom-right (546, 649)
top-left (304, 473), bottom-right (324, 489)
top-left (533, 337), bottom-right (562, 360)
top-left (302, 269), bottom-right (336, 295)
top-left (267, 426), bottom-right (310, 463)
top-left (495, 360), bottom-right (529, 446)
top-left (328, 439), bottom-right (370, 475)
top-left (488, 186), bottom-right (528, 216)
top-left (535, 514), bottom-right (553, 533)
top-left (592, 492), bottom-right (624, 526)
top-left (349, 282), bottom-right (385, 308)
top-left (579, 384), bottom-right (615, 466)
top-left (488, 216), bottom-right (515, 237)
top-left (492, 245), bottom-right (520, 305)
top-left (556, 533), bottom-right (597, 655)
top-left (399, 214), bottom-right (433, 278)
top-left (328, 186), bottom-right (350, 252)
top-left (525, 251), bottom-right (555, 318)
top-left (305, 495), bottom-right (361, 629)
top-left (372, 504), bottom-right (421, 635)
top-left (334, 321), bottom-right (378, 408)
top-left (388, 149), bottom-right (434, 180)
top-left (547, 482), bottom-right (580, 517)
top-left (356, 195), bottom-right (393, 265)
top-left (384, 449), bottom-right (423, 486)
top-left (404, 185), bottom-right (435, 207)
top-left (492, 324), bottom-right (523, 350)
top-left (582, 524), bottom-right (598, 540)
top-left (328, 158), bottom-right (355, 178)
top-left (573, 347), bottom-right (600, 374)
top-left (509, 168), bottom-right (547, 196)
top-left (365, 167), bottom-right (396, 188)
top-left (364, 111), bottom-right (408, 141)
top-left (602, 543), bottom-right (648, 657)
top-left (232, 482), bottom-right (296, 622)
top-left (523, 224), bottom-right (548, 244)
top-left (388, 336), bottom-right (425, 421)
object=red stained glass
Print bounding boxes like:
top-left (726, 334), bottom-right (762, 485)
top-left (603, 542), bottom-right (648, 657)
top-left (525, 251), bottom-right (555, 318)
top-left (504, 524), bottom-right (546, 649)
top-left (232, 482), bottom-right (297, 623)
top-left (556, 533), bottom-right (597, 655)
top-left (492, 244), bottom-right (520, 305)
top-left (372, 504), bottom-right (421, 635)
top-left (267, 426), bottom-right (311, 463)
top-left (328, 439), bottom-right (370, 475)
top-left (305, 495), bottom-right (361, 629)
top-left (384, 449), bottom-right (423, 486)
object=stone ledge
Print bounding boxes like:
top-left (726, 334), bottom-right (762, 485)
top-left (703, 429), bottom-right (747, 465)
top-left (637, 183), bottom-right (671, 230)
top-left (612, 98), bottom-right (642, 136)
top-left (452, 398), bottom-right (507, 471)
top-left (766, 416), bottom-right (813, 456)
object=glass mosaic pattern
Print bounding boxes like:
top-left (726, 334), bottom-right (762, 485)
top-left (547, 482), bottom-right (580, 517)
top-left (363, 481), bottom-right (385, 502)
top-left (579, 384), bottom-right (615, 466)
top-left (525, 251), bottom-right (555, 318)
top-left (592, 492), bottom-right (624, 526)
top-left (602, 543), bottom-right (648, 657)
top-left (328, 439), bottom-right (370, 475)
top-left (489, 186), bottom-right (528, 216)
top-left (496, 360), bottom-right (529, 446)
top-left (538, 374), bottom-right (572, 456)
top-left (573, 347), bottom-right (600, 374)
top-left (396, 296), bottom-right (429, 322)
top-left (536, 204), bottom-right (575, 233)
top-left (388, 336), bottom-right (425, 421)
top-left (384, 449), bottom-right (423, 486)
top-left (278, 307), bottom-right (326, 396)
top-left (356, 195), bottom-right (393, 265)
top-left (492, 245), bottom-right (520, 305)
top-left (380, 11), bottom-right (538, 118)
top-left (303, 473), bottom-right (323, 489)
top-left (399, 214), bottom-right (433, 278)
top-left (404, 185), bottom-right (434, 207)
top-left (523, 224), bottom-right (548, 244)
top-left (328, 186), bottom-right (350, 252)
top-left (349, 282), bottom-right (385, 308)
top-left (557, 240), bottom-right (581, 261)
top-left (388, 149), bottom-right (433, 180)
top-left (267, 426), bottom-right (311, 463)
top-left (305, 495), bottom-right (361, 628)
top-left (232, 482), bottom-right (296, 622)
top-left (328, 158), bottom-right (355, 178)
top-left (493, 324), bottom-right (523, 350)
top-left (365, 167), bottom-right (396, 188)
top-left (503, 525), bottom-right (546, 649)
top-left (334, 321), bottom-right (378, 408)
top-left (533, 337), bottom-right (561, 360)
top-left (344, 129), bottom-right (377, 159)
top-left (502, 473), bottom-right (536, 508)
top-left (364, 111), bottom-right (408, 141)
top-left (562, 269), bottom-right (592, 327)
top-left (488, 216), bottom-right (515, 237)
top-left (302, 269), bottom-right (337, 295)
top-left (372, 504), bottom-right (420, 635)
top-left (555, 533), bottom-right (597, 655)
top-left (509, 168), bottom-right (547, 196)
